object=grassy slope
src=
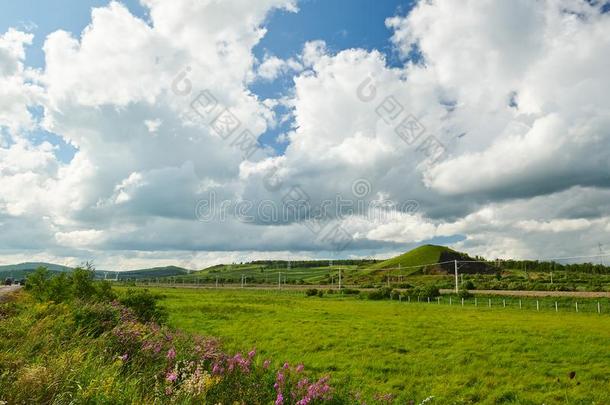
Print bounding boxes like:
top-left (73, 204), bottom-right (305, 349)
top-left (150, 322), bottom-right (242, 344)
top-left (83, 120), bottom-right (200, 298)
top-left (372, 245), bottom-right (452, 269)
top-left (181, 245), bottom-right (458, 285)
top-left (158, 288), bottom-right (610, 404)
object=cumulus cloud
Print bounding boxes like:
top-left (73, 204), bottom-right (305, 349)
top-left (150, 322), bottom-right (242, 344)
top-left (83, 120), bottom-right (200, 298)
top-left (1, 0), bottom-right (610, 268)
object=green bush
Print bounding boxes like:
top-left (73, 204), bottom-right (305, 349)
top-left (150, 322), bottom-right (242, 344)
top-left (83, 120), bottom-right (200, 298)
top-left (73, 302), bottom-right (120, 337)
top-left (414, 285), bottom-right (440, 299)
top-left (118, 288), bottom-right (167, 323)
top-left (25, 266), bottom-right (117, 304)
top-left (305, 288), bottom-right (319, 297)
top-left (462, 280), bottom-right (476, 290)
top-left (367, 287), bottom-right (393, 300)
top-left (341, 288), bottom-right (360, 295)
top-left (457, 288), bottom-right (473, 299)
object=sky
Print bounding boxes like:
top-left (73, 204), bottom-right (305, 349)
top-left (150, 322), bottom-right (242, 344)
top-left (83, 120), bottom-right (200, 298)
top-left (1, 0), bottom-right (609, 270)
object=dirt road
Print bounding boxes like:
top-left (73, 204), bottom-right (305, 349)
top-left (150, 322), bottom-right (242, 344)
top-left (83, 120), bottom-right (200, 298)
top-left (0, 285), bottom-right (21, 302)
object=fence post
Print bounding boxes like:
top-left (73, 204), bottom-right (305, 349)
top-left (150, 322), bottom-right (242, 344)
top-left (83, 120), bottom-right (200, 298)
top-left (427, 297), bottom-right (430, 303)
top-left (449, 297), bottom-right (452, 306)
top-left (575, 302), bottom-right (579, 313)
top-left (461, 297), bottom-right (464, 307)
top-left (555, 301), bottom-right (558, 312)
top-left (475, 298), bottom-right (478, 307)
top-left (536, 300), bottom-right (539, 311)
top-left (503, 299), bottom-right (506, 308)
top-left (437, 297), bottom-right (440, 304)
top-left (519, 299), bottom-right (522, 309)
top-left (408, 296), bottom-right (411, 303)
top-left (598, 301), bottom-right (601, 314)
top-left (488, 298), bottom-right (491, 308)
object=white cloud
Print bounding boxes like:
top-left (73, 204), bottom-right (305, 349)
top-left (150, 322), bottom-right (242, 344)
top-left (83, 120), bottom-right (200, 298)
top-left (1, 0), bottom-right (610, 267)
top-left (256, 55), bottom-right (302, 81)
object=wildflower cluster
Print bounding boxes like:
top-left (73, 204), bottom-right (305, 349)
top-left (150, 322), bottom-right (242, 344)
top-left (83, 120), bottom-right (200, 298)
top-left (274, 362), bottom-right (333, 405)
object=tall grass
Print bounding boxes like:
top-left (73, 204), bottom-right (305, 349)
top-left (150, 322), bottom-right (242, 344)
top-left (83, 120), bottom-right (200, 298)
top-left (0, 268), bottom-right (346, 404)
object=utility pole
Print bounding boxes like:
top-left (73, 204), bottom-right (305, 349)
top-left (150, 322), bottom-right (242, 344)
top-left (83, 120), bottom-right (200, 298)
top-left (454, 260), bottom-right (459, 293)
top-left (338, 268), bottom-right (342, 290)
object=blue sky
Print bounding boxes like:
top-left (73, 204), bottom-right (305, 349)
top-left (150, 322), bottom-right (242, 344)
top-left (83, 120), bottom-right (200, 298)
top-left (1, 0), bottom-right (413, 159)
top-left (2, 0), bottom-right (608, 267)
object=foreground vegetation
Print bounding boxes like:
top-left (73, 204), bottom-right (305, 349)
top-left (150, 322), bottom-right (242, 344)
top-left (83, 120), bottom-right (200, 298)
top-left (0, 268), bottom-right (342, 404)
top-left (156, 287), bottom-right (610, 404)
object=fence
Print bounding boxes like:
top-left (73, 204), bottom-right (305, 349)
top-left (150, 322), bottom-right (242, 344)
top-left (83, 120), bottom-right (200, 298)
top-left (397, 294), bottom-right (610, 315)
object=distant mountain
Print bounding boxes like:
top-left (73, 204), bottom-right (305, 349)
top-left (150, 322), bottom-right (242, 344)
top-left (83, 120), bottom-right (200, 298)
top-left (0, 262), bottom-right (73, 272)
top-left (101, 266), bottom-right (190, 279)
top-left (0, 262), bottom-right (190, 280)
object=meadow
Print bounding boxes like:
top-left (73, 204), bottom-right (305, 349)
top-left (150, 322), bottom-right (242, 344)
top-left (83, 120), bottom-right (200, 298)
top-left (156, 287), bottom-right (610, 404)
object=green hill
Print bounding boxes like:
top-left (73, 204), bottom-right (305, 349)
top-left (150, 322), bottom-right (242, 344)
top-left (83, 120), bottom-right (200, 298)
top-left (0, 262), bottom-right (73, 273)
top-left (370, 245), bottom-right (494, 275)
top-left (372, 245), bottom-right (452, 270)
top-left (105, 266), bottom-right (190, 279)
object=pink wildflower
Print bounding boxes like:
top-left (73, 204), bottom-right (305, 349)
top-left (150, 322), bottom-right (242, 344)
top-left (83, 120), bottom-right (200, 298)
top-left (166, 348), bottom-right (176, 360)
top-left (166, 371), bottom-right (177, 382)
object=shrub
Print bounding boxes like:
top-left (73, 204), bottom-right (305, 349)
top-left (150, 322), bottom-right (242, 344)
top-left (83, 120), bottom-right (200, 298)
top-left (341, 288), bottom-right (360, 295)
top-left (25, 267), bottom-right (51, 302)
top-left (305, 288), bottom-right (319, 297)
top-left (317, 289), bottom-right (324, 298)
top-left (25, 265), bottom-right (117, 304)
top-left (73, 302), bottom-right (120, 337)
top-left (367, 287), bottom-right (393, 300)
top-left (457, 288), bottom-right (473, 299)
top-left (118, 289), bottom-right (168, 323)
top-left (414, 285), bottom-right (440, 299)
top-left (462, 280), bottom-right (476, 290)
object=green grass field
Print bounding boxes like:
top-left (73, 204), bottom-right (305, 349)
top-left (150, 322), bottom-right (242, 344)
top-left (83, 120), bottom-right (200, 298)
top-left (154, 287), bottom-right (610, 404)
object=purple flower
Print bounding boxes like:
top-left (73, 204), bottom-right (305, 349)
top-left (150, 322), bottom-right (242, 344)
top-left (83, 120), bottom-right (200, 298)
top-left (119, 353), bottom-right (128, 361)
top-left (296, 363), bottom-right (304, 373)
top-left (263, 359), bottom-right (271, 369)
top-left (248, 349), bottom-right (256, 358)
top-left (166, 348), bottom-right (176, 360)
top-left (166, 371), bottom-right (177, 382)
top-left (275, 393), bottom-right (284, 405)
